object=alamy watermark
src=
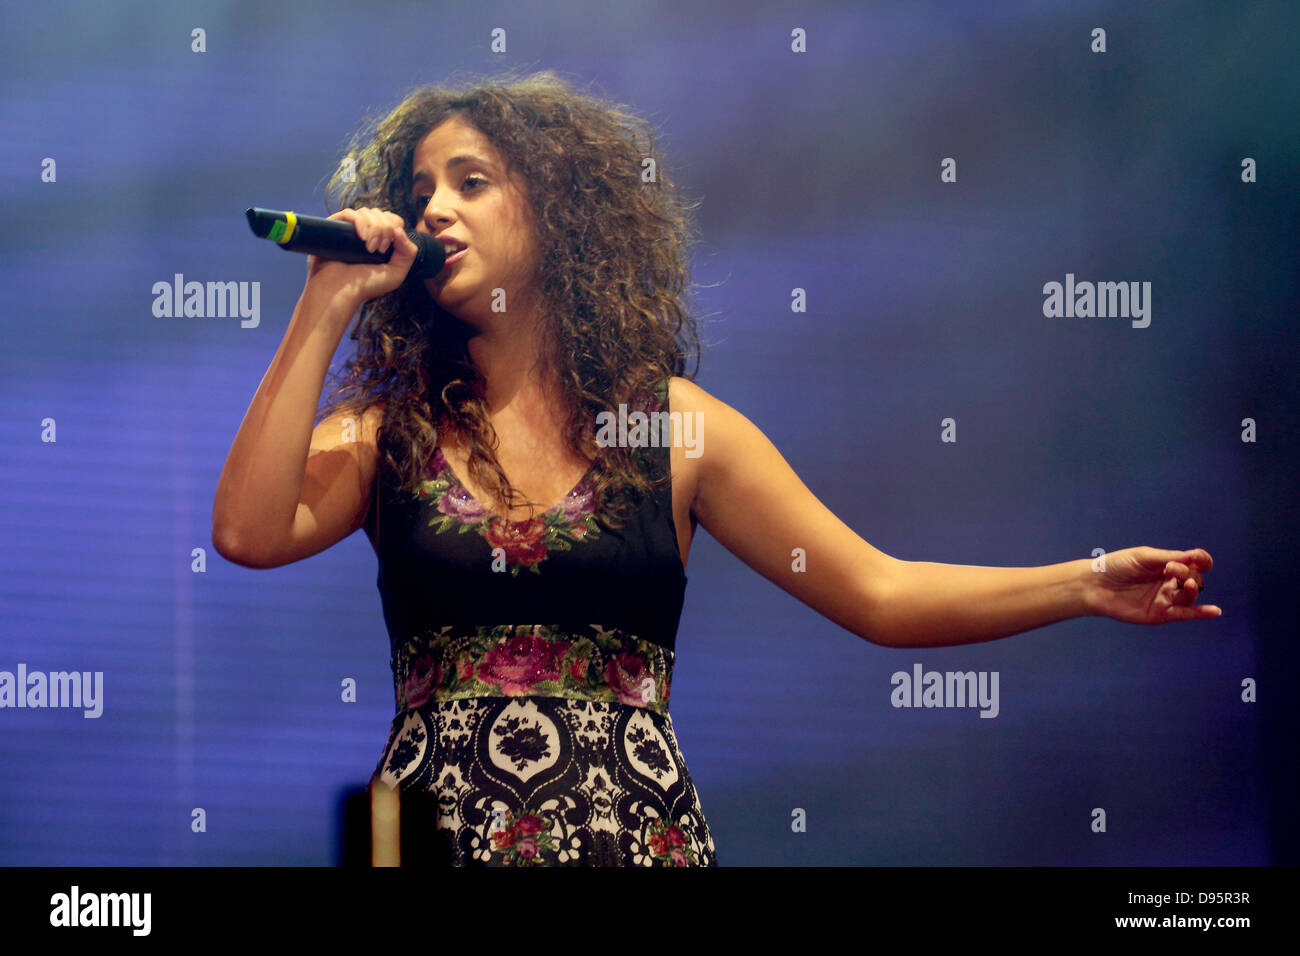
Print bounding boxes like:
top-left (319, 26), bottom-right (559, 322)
top-left (891, 663), bottom-right (999, 718)
top-left (0, 664), bottom-right (103, 718)
top-left (152, 273), bottom-right (260, 328)
top-left (594, 404), bottom-right (702, 456)
top-left (49, 886), bottom-right (150, 936)
top-left (1042, 272), bottom-right (1151, 328)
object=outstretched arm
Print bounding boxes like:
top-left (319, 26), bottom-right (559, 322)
top-left (674, 379), bottom-right (1219, 649)
top-left (861, 548), bottom-right (1217, 648)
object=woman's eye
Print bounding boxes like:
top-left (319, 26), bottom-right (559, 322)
top-left (413, 175), bottom-right (487, 208)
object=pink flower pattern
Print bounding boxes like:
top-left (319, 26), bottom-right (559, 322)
top-left (411, 377), bottom-right (668, 575)
top-left (414, 447), bottom-right (604, 576)
top-left (391, 625), bottom-right (672, 717)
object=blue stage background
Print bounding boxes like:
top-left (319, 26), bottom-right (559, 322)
top-left (1, 0), bottom-right (1295, 865)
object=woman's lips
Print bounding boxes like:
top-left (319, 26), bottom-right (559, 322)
top-left (442, 248), bottom-right (468, 269)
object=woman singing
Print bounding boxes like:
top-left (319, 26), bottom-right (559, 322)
top-left (212, 70), bottom-right (1219, 867)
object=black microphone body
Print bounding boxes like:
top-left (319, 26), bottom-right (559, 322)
top-left (245, 207), bottom-right (446, 278)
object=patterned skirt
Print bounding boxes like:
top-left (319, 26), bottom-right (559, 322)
top-left (369, 624), bottom-right (718, 867)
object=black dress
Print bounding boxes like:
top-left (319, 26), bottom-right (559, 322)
top-left (367, 376), bottom-right (718, 866)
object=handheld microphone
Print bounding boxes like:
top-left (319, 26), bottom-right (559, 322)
top-left (245, 207), bottom-right (446, 278)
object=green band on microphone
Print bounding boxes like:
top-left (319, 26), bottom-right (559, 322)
top-left (268, 211), bottom-right (298, 244)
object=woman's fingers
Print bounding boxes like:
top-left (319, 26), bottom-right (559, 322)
top-left (331, 207), bottom-right (408, 256)
top-left (1166, 602), bottom-right (1222, 619)
top-left (362, 210), bottom-right (381, 252)
top-left (365, 211), bottom-right (406, 253)
top-left (1173, 578), bottom-right (1200, 605)
top-left (1163, 560), bottom-right (1204, 590)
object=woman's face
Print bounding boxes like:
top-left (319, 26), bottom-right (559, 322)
top-left (411, 116), bottom-right (541, 323)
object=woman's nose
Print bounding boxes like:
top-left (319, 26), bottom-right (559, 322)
top-left (422, 198), bottom-right (454, 226)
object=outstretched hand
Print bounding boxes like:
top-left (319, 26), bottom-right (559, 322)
top-left (1086, 547), bottom-right (1221, 624)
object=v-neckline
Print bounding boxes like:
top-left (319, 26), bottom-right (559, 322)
top-left (435, 446), bottom-right (598, 525)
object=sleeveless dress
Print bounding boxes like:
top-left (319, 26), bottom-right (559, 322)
top-left (367, 376), bottom-right (718, 866)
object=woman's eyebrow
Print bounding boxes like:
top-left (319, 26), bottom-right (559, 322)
top-left (412, 154), bottom-right (494, 185)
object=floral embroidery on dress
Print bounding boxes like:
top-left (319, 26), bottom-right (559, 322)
top-left (414, 454), bottom-right (603, 576)
top-left (643, 817), bottom-right (697, 867)
top-left (393, 624), bottom-right (674, 717)
top-left (410, 377), bottom-right (670, 576)
top-left (486, 807), bottom-right (560, 865)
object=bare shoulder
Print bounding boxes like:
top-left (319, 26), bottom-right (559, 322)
top-left (313, 400), bottom-right (385, 450)
top-left (664, 376), bottom-right (733, 518)
top-left (667, 376), bottom-right (736, 424)
top-left (666, 375), bottom-right (709, 411)
top-left (665, 375), bottom-right (755, 468)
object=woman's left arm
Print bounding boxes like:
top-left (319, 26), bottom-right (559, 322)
top-left (673, 379), bottom-right (1220, 650)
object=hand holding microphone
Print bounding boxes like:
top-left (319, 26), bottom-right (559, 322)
top-left (245, 206), bottom-right (447, 306)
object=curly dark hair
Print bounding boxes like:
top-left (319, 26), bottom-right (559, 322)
top-left (316, 68), bottom-right (704, 528)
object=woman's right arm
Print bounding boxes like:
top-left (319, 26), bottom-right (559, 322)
top-left (211, 208), bottom-right (416, 569)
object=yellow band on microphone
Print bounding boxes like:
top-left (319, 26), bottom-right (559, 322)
top-left (270, 210), bottom-right (298, 245)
